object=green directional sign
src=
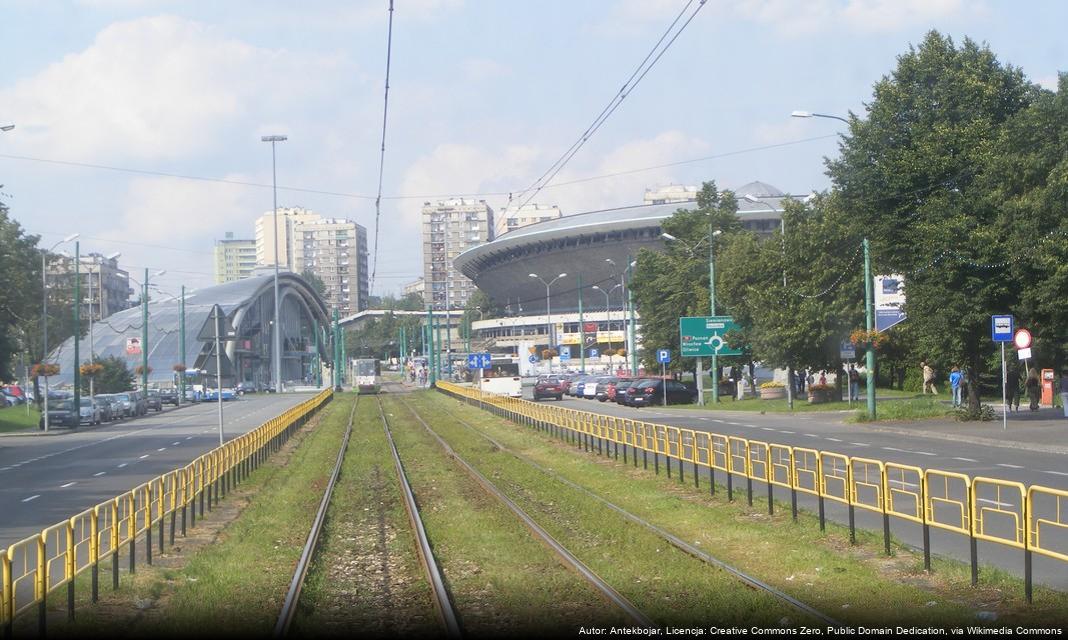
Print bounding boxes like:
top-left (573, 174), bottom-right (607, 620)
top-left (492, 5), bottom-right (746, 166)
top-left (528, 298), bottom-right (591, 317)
top-left (679, 316), bottom-right (742, 357)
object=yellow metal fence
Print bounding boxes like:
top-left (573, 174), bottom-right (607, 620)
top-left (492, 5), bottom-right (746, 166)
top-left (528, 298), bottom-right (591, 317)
top-left (438, 382), bottom-right (1064, 603)
top-left (1, 389), bottom-right (332, 635)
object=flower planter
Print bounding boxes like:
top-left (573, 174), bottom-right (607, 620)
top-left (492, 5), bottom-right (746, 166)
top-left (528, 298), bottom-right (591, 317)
top-left (760, 387), bottom-right (786, 400)
top-left (808, 389), bottom-right (830, 404)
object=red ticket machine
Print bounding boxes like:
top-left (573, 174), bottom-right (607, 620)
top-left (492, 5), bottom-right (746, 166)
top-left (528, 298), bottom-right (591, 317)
top-left (1041, 368), bottom-right (1055, 407)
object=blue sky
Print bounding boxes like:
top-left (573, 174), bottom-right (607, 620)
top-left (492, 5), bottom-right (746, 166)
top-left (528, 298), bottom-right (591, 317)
top-left (1, 0), bottom-right (1064, 296)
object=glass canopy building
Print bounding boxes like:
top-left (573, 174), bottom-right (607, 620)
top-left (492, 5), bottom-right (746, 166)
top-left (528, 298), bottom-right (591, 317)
top-left (48, 273), bottom-right (332, 389)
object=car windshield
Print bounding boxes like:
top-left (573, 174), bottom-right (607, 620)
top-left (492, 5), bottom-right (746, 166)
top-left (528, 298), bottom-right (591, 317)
top-left (80, 399), bottom-right (93, 407)
top-left (52, 399), bottom-right (74, 410)
top-left (115, 394), bottom-right (130, 401)
top-left (148, 390), bottom-right (159, 397)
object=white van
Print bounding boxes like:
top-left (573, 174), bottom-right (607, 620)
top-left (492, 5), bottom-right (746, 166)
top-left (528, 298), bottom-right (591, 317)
top-left (479, 374), bottom-right (522, 398)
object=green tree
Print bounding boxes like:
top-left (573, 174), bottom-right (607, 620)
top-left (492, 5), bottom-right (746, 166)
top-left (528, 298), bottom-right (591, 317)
top-left (300, 270), bottom-right (327, 298)
top-left (630, 181), bottom-right (742, 374)
top-left (81, 356), bottom-right (134, 393)
top-left (825, 31), bottom-right (1038, 409)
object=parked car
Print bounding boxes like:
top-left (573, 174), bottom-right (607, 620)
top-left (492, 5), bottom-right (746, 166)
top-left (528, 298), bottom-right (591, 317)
top-left (40, 398), bottom-right (79, 428)
top-left (583, 376), bottom-right (606, 399)
top-left (78, 398), bottom-right (102, 425)
top-left (159, 388), bottom-right (179, 406)
top-left (111, 393), bottom-right (135, 417)
top-left (568, 375), bottom-right (591, 397)
top-left (92, 395), bottom-right (114, 422)
top-left (605, 378), bottom-right (630, 402)
top-left (624, 379), bottom-right (697, 406)
top-left (131, 391), bottom-right (148, 415)
top-left (595, 377), bottom-right (620, 402)
top-left (533, 377), bottom-right (565, 401)
top-left (146, 389), bottom-right (163, 412)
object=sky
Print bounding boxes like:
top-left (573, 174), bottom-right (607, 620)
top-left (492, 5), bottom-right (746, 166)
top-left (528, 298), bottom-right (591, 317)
top-left (1, 0), bottom-right (1064, 298)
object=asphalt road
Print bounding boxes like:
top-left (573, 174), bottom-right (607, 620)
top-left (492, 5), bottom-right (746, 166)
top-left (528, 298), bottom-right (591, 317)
top-left (0, 393), bottom-right (312, 548)
top-left (523, 389), bottom-right (1068, 590)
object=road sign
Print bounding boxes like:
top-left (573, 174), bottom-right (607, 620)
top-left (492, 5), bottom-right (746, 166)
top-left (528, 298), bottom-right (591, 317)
top-left (679, 316), bottom-right (742, 357)
top-left (839, 341), bottom-right (856, 360)
top-left (467, 353), bottom-right (492, 369)
top-left (991, 315), bottom-right (1014, 342)
top-left (528, 355), bottom-right (537, 364)
top-left (559, 348), bottom-right (571, 362)
top-left (1014, 328), bottom-right (1032, 350)
top-left (197, 305), bottom-right (237, 341)
top-left (1018, 347), bottom-right (1032, 360)
top-left (656, 349), bottom-right (671, 364)
top-left (125, 337), bottom-right (141, 355)
top-left (589, 348), bottom-right (599, 358)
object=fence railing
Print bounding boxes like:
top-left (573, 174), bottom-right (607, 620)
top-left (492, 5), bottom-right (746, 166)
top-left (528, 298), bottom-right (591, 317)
top-left (1, 389), bottom-right (332, 636)
top-left (436, 382), bottom-right (1066, 603)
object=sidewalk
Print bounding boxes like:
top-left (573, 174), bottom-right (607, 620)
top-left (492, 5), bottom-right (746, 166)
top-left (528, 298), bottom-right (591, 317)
top-left (864, 406), bottom-right (1068, 455)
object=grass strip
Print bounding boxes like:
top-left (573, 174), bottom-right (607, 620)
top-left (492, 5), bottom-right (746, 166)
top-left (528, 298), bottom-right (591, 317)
top-left (399, 393), bottom-right (817, 628)
top-left (378, 394), bottom-right (631, 635)
top-left (294, 395), bottom-right (440, 636)
top-left (0, 404), bottom-right (40, 433)
top-left (37, 394), bottom-right (352, 636)
top-left (418, 390), bottom-right (1068, 628)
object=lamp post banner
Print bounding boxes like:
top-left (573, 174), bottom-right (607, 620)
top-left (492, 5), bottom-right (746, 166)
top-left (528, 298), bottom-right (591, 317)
top-left (874, 274), bottom-right (907, 331)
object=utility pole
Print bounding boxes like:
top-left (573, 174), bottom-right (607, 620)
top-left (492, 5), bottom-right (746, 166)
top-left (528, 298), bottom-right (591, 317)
top-left (578, 274), bottom-right (585, 374)
top-left (73, 242), bottom-right (81, 417)
top-left (179, 285), bottom-right (186, 404)
top-left (864, 238), bottom-right (877, 420)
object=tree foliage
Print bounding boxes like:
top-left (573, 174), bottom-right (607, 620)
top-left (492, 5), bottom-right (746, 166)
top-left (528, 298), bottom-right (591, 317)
top-left (81, 356), bottom-right (134, 394)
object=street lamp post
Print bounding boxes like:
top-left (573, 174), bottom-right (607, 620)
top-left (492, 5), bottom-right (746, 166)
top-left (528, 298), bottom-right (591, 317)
top-left (605, 258), bottom-right (636, 375)
top-left (529, 272), bottom-right (566, 373)
top-left (73, 242), bottom-right (81, 418)
top-left (591, 284), bottom-right (621, 354)
top-left (660, 231), bottom-right (721, 403)
top-left (40, 233), bottom-right (79, 432)
top-left (261, 134), bottom-right (287, 393)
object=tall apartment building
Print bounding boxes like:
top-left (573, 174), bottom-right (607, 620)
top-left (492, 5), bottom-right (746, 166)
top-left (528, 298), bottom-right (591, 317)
top-left (213, 232), bottom-right (257, 283)
top-left (291, 218), bottom-right (369, 315)
top-left (403, 277), bottom-right (425, 298)
top-left (422, 198), bottom-right (494, 310)
top-left (253, 206), bottom-right (321, 270)
top-left (643, 184), bottom-right (698, 205)
top-left (46, 252), bottom-right (132, 322)
top-left (494, 203), bottom-right (563, 237)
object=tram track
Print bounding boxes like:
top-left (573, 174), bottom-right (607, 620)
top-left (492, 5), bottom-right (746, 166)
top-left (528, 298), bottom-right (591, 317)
top-left (426, 395), bottom-right (840, 626)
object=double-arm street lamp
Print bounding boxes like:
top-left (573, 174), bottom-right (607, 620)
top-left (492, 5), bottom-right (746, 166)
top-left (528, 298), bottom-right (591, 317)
top-left (529, 272), bottom-right (566, 372)
top-left (40, 233), bottom-right (80, 431)
top-left (590, 283), bottom-right (622, 351)
top-left (793, 109), bottom-right (875, 418)
top-left (661, 230), bottom-right (722, 404)
top-left (261, 134), bottom-right (287, 393)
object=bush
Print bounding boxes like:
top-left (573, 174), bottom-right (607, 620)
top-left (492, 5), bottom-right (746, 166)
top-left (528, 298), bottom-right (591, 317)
top-left (954, 403), bottom-right (997, 422)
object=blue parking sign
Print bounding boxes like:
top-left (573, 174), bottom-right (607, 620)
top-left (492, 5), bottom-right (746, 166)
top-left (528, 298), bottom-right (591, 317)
top-left (559, 348), bottom-right (571, 361)
top-left (589, 348), bottom-right (599, 358)
top-left (657, 349), bottom-right (671, 364)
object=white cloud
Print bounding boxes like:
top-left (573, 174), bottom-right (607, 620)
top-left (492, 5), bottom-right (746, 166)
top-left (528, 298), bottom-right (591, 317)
top-left (1, 15), bottom-right (345, 161)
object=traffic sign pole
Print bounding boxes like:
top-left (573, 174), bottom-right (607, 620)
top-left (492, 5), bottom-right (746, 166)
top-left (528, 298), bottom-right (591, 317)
top-left (864, 239), bottom-right (876, 420)
top-left (1002, 342), bottom-right (1007, 432)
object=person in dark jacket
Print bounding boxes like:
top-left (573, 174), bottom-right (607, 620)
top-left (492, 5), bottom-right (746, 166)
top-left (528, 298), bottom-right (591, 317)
top-left (1025, 369), bottom-right (1041, 411)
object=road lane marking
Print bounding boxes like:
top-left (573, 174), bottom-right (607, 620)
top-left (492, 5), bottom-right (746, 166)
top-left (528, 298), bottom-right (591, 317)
top-left (825, 437), bottom-right (842, 442)
top-left (914, 451), bottom-right (936, 456)
top-left (850, 442), bottom-right (870, 447)
top-left (888, 479), bottom-right (920, 488)
top-left (93, 472), bottom-right (106, 477)
top-left (883, 447), bottom-right (905, 452)
top-left (779, 430), bottom-right (794, 434)
top-left (186, 436), bottom-right (194, 440)
top-left (139, 455), bottom-right (149, 459)
top-left (761, 427), bottom-right (775, 432)
top-left (22, 495), bottom-right (41, 503)
top-left (743, 424), bottom-right (759, 428)
top-left (996, 463), bottom-right (1024, 469)
top-left (60, 482), bottom-right (76, 488)
top-left (1042, 470), bottom-right (1068, 477)
top-left (712, 419), bottom-right (725, 423)
top-left (978, 498), bottom-right (1015, 508)
top-left (804, 433), bottom-right (820, 438)
top-left (172, 442), bottom-right (180, 446)
top-left (117, 463), bottom-right (128, 468)
top-left (157, 448), bottom-right (167, 452)
top-left (953, 457), bottom-right (978, 463)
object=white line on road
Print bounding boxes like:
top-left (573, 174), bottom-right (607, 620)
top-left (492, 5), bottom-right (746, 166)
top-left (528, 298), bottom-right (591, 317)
top-left (1042, 470), bottom-right (1068, 477)
top-left (780, 430), bottom-right (794, 434)
top-left (761, 427), bottom-right (775, 431)
top-left (60, 482), bottom-right (76, 488)
top-left (978, 497), bottom-right (1015, 508)
top-left (953, 457), bottom-right (978, 463)
top-left (117, 463), bottom-right (127, 468)
top-left (172, 442), bottom-right (180, 446)
top-left (139, 455), bottom-right (149, 459)
top-left (914, 451), bottom-right (937, 457)
top-left (186, 436), bottom-right (194, 440)
top-left (93, 472), bottom-right (106, 477)
top-left (157, 448), bottom-right (167, 452)
top-left (997, 463), bottom-right (1024, 469)
top-left (712, 419), bottom-right (725, 423)
top-left (22, 495), bottom-right (40, 503)
top-left (804, 433), bottom-right (820, 438)
top-left (850, 443), bottom-right (870, 447)
top-left (699, 417), bottom-right (710, 421)
top-left (883, 447), bottom-right (905, 452)
top-left (743, 424), bottom-right (759, 428)
top-left (888, 479), bottom-right (920, 488)
top-left (825, 437), bottom-right (842, 442)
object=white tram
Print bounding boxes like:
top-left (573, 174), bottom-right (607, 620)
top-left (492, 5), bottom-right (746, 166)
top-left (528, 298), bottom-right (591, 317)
top-left (354, 358), bottom-right (381, 394)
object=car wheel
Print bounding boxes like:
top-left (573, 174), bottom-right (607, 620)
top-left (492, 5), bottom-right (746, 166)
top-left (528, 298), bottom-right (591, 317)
top-left (556, 395), bottom-right (563, 400)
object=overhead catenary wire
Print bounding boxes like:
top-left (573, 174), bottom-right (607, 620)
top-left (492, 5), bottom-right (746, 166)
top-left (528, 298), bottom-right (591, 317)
top-left (512, 0), bottom-right (708, 211)
top-left (370, 0), bottom-right (396, 297)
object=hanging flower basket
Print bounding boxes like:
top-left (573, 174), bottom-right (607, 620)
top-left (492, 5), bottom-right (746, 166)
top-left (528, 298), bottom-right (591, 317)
top-left (541, 349), bottom-right (558, 360)
top-left (31, 363), bottom-right (60, 378)
top-left (80, 363), bottom-right (104, 377)
top-left (173, 363), bottom-right (187, 373)
top-left (135, 365), bottom-right (153, 376)
top-left (849, 329), bottom-right (888, 350)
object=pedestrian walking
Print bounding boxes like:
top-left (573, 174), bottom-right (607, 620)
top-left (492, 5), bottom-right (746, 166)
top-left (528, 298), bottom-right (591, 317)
top-left (848, 364), bottom-right (860, 402)
top-left (949, 366), bottom-right (963, 407)
top-left (797, 368), bottom-right (807, 396)
top-left (1059, 370), bottom-right (1068, 419)
top-left (1004, 364), bottom-right (1020, 411)
top-left (1025, 369), bottom-right (1041, 411)
top-left (921, 361), bottom-right (938, 395)
top-left (818, 371), bottom-right (827, 386)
